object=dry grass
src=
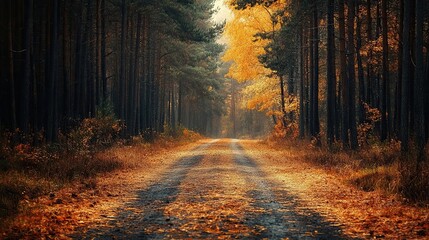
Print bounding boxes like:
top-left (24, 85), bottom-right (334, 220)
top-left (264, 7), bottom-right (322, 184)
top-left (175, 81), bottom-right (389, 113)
top-left (0, 132), bottom-right (204, 238)
top-left (0, 126), bottom-right (202, 224)
top-left (265, 137), bottom-right (429, 202)
top-left (243, 139), bottom-right (429, 238)
top-left (0, 149), bottom-right (122, 219)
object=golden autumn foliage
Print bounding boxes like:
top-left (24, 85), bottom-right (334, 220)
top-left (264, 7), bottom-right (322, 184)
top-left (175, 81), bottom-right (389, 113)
top-left (222, 0), bottom-right (286, 115)
top-left (241, 77), bottom-right (279, 112)
top-left (222, 3), bottom-right (273, 82)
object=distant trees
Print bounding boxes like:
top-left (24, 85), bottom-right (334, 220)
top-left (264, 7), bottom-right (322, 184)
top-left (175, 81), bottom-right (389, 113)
top-left (227, 0), bottom-right (429, 154)
top-left (0, 0), bottom-right (225, 140)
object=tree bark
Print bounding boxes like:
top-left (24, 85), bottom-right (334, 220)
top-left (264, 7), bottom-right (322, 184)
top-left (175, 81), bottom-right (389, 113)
top-left (47, 0), bottom-right (59, 141)
top-left (400, 0), bottom-right (411, 152)
top-left (279, 75), bottom-right (287, 127)
top-left (299, 25), bottom-right (305, 139)
top-left (380, 0), bottom-right (390, 141)
top-left (356, 2), bottom-right (365, 124)
top-left (101, 0), bottom-right (107, 101)
top-left (21, 0), bottom-right (33, 132)
top-left (414, 0), bottom-right (425, 159)
top-left (8, 0), bottom-right (16, 129)
top-left (119, 0), bottom-right (127, 121)
top-left (348, 0), bottom-right (358, 149)
top-left (395, 0), bottom-right (404, 138)
top-left (339, 0), bottom-right (349, 148)
top-left (326, 0), bottom-right (336, 147)
top-left (366, 0), bottom-right (373, 106)
top-left (312, 1), bottom-right (320, 144)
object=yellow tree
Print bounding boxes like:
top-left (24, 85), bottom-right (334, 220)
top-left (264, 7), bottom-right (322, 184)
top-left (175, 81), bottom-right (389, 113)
top-left (222, 0), bottom-right (286, 119)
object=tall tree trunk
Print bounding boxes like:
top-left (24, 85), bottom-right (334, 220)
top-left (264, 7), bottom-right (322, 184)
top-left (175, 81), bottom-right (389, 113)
top-left (171, 83), bottom-right (176, 129)
top-left (87, 0), bottom-right (95, 117)
top-left (95, 0), bottom-right (101, 107)
top-left (74, 0), bottom-right (83, 118)
top-left (366, 0), bottom-right (373, 106)
top-left (287, 67), bottom-right (295, 122)
top-left (309, 13), bottom-right (314, 136)
top-left (231, 78), bottom-right (237, 138)
top-left (178, 80), bottom-right (182, 126)
top-left (299, 25), bottom-right (305, 139)
top-left (119, 0), bottom-right (127, 121)
top-left (131, 13), bottom-right (142, 135)
top-left (380, 0), bottom-right (390, 141)
top-left (21, 0), bottom-right (33, 132)
top-left (62, 1), bottom-right (71, 120)
top-left (348, 0), bottom-right (358, 149)
top-left (356, 2), bottom-right (365, 124)
top-left (400, 0), bottom-right (411, 152)
top-left (101, 0), bottom-right (107, 101)
top-left (395, 0), bottom-right (404, 138)
top-left (339, 0), bottom-right (349, 148)
top-left (47, 0), bottom-right (59, 141)
top-left (414, 0), bottom-right (425, 159)
top-left (409, 0), bottom-right (416, 134)
top-left (8, 0), bottom-right (16, 129)
top-left (312, 1), bottom-right (320, 144)
top-left (326, 0), bottom-right (336, 147)
top-left (127, 15), bottom-right (135, 135)
top-left (279, 75), bottom-right (287, 127)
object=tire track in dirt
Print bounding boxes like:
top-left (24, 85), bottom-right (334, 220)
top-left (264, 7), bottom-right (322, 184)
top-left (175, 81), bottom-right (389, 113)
top-left (74, 139), bottom-right (351, 239)
top-left (77, 139), bottom-right (219, 239)
top-left (231, 139), bottom-right (346, 239)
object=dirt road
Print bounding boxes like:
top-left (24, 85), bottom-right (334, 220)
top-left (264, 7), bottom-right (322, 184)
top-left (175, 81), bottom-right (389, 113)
top-left (76, 139), bottom-right (346, 239)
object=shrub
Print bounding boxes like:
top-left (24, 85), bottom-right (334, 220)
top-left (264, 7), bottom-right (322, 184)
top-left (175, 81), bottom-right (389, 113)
top-left (0, 112), bottom-right (123, 218)
top-left (357, 103), bottom-right (381, 147)
top-left (399, 156), bottom-right (429, 202)
top-left (60, 116), bottom-right (122, 155)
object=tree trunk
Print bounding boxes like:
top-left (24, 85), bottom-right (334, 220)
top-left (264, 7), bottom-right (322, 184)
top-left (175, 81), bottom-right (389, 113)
top-left (20, 0), bottom-right (33, 132)
top-left (366, 0), bottom-right (373, 106)
top-left (279, 75), bottom-right (287, 127)
top-left (348, 0), bottom-right (358, 149)
top-left (380, 0), bottom-right (390, 141)
top-left (8, 0), bottom-right (16, 129)
top-left (47, 0), bottom-right (59, 141)
top-left (326, 0), bottom-right (336, 147)
top-left (87, 0), bottom-right (95, 117)
top-left (130, 13), bottom-right (142, 135)
top-left (299, 25), bottom-right (305, 139)
top-left (95, 0), bottom-right (101, 107)
top-left (395, 0), bottom-right (404, 138)
top-left (356, 2), bottom-right (365, 124)
top-left (339, 0), bottom-right (349, 148)
top-left (309, 13), bottom-right (314, 136)
top-left (312, 1), bottom-right (320, 144)
top-left (101, 0), bottom-right (107, 101)
top-left (74, 0), bottom-right (83, 118)
top-left (400, 0), bottom-right (411, 152)
top-left (231, 78), bottom-right (237, 138)
top-left (119, 0), bottom-right (127, 121)
top-left (414, 0), bottom-right (425, 159)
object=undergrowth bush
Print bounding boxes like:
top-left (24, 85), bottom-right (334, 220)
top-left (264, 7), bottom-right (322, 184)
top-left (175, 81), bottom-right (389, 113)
top-left (0, 113), bottom-right (123, 218)
top-left (0, 117), bottom-right (204, 218)
top-left (60, 115), bottom-right (122, 154)
top-left (399, 155), bottom-right (429, 202)
top-left (272, 135), bottom-right (428, 203)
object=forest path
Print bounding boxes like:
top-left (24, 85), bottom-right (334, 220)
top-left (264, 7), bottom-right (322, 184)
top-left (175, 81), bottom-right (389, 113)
top-left (76, 139), bottom-right (346, 239)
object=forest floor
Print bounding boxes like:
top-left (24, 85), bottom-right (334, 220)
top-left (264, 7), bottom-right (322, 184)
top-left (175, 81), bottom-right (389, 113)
top-left (1, 139), bottom-right (429, 239)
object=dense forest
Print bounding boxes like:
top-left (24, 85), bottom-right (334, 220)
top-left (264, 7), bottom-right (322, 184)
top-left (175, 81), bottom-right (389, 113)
top-left (0, 0), bottom-right (226, 141)
top-left (2, 0), bottom-right (429, 236)
top-left (224, 0), bottom-right (429, 155)
top-left (1, 0), bottom-right (429, 153)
